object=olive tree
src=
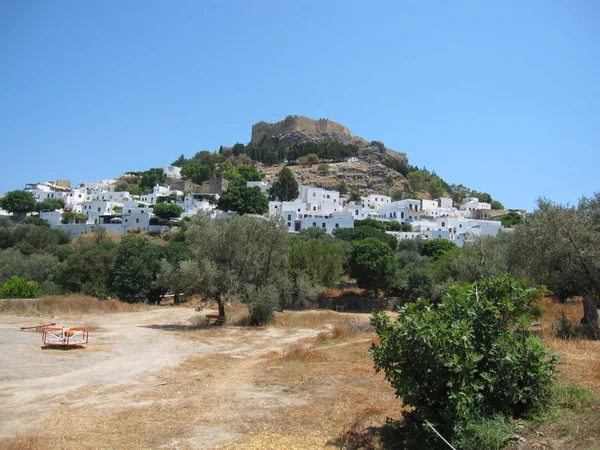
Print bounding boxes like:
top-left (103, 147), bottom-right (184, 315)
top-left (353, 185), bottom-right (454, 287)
top-left (508, 194), bottom-right (600, 334)
top-left (157, 213), bottom-right (288, 321)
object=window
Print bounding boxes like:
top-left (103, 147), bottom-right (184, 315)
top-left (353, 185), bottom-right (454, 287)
top-left (322, 223), bottom-right (326, 228)
top-left (355, 210), bottom-right (359, 216)
top-left (287, 214), bottom-right (291, 221)
top-left (136, 218), bottom-right (139, 223)
top-left (327, 195), bottom-right (330, 199)
top-left (401, 212), bottom-right (405, 219)
top-left (97, 207), bottom-right (101, 212)
top-left (313, 222), bottom-right (316, 227)
top-left (335, 223), bottom-right (339, 228)
top-left (128, 210), bottom-right (131, 213)
top-left (287, 222), bottom-right (291, 227)
top-left (313, 192), bottom-right (316, 197)
top-left (313, 207), bottom-right (317, 211)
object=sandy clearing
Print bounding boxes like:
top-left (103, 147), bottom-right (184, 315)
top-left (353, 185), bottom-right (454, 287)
top-left (0, 307), bottom-right (320, 440)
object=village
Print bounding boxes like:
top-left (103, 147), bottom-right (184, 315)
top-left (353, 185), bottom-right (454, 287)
top-left (2, 163), bottom-right (518, 245)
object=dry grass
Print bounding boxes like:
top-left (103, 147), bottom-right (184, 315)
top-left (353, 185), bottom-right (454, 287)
top-left (535, 297), bottom-right (600, 395)
top-left (279, 343), bottom-right (321, 363)
top-left (274, 309), bottom-right (365, 329)
top-left (335, 406), bottom-right (382, 449)
top-left (0, 295), bottom-right (148, 317)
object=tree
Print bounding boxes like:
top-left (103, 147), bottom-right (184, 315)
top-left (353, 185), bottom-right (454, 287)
top-left (334, 225), bottom-right (398, 250)
top-left (508, 195), bottom-right (600, 334)
top-left (22, 217), bottom-right (50, 227)
top-left (371, 275), bottom-right (556, 446)
top-left (269, 167), bottom-right (299, 201)
top-left (217, 185), bottom-right (268, 215)
top-left (317, 164), bottom-right (330, 175)
top-left (35, 198), bottom-right (65, 212)
top-left (224, 165), bottom-right (261, 185)
top-left (180, 163), bottom-right (213, 185)
top-left (491, 200), bottom-right (504, 210)
top-left (108, 235), bottom-right (164, 302)
top-left (52, 240), bottom-right (116, 298)
top-left (349, 238), bottom-right (397, 296)
top-left (171, 154), bottom-right (186, 167)
top-left (335, 181), bottom-right (349, 196)
top-left (420, 238), bottom-right (457, 261)
top-left (139, 168), bottom-right (166, 191)
top-left (0, 276), bottom-right (39, 299)
top-left (501, 211), bottom-right (523, 228)
top-left (152, 203), bottom-right (183, 221)
top-left (0, 191), bottom-right (36, 215)
top-left (158, 214), bottom-right (288, 318)
top-left (62, 211), bottom-right (88, 224)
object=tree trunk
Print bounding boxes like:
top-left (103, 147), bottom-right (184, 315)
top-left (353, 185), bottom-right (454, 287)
top-left (218, 295), bottom-right (226, 324)
top-left (581, 293), bottom-right (599, 326)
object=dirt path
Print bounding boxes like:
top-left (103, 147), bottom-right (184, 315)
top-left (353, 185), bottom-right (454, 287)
top-left (0, 308), bottom-right (320, 441)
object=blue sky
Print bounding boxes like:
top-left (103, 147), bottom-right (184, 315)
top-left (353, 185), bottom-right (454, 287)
top-left (1, 0), bottom-right (598, 210)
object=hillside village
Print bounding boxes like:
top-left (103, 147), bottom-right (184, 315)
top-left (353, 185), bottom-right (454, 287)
top-left (0, 115), bottom-right (520, 245)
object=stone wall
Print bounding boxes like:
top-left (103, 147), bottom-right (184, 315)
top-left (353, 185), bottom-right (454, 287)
top-left (251, 115), bottom-right (351, 143)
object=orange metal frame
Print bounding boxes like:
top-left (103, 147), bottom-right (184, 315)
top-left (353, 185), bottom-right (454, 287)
top-left (42, 327), bottom-right (89, 347)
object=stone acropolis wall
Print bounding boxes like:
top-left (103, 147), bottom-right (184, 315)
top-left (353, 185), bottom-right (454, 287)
top-left (251, 115), bottom-right (351, 144)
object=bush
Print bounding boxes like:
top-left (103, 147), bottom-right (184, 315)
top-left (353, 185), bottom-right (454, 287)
top-left (246, 284), bottom-right (279, 326)
top-left (370, 274), bottom-right (557, 446)
top-left (0, 276), bottom-right (40, 299)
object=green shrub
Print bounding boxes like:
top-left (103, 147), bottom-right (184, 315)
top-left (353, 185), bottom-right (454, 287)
top-left (0, 276), bottom-right (40, 299)
top-left (370, 274), bottom-right (557, 446)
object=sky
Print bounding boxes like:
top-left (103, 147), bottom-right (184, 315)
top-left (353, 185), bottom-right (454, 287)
top-left (1, 1), bottom-right (598, 211)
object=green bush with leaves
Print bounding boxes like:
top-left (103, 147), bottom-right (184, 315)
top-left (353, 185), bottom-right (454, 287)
top-left (0, 276), bottom-right (40, 299)
top-left (370, 274), bottom-right (556, 447)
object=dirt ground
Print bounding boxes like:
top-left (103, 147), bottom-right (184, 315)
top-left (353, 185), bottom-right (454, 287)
top-left (0, 306), bottom-right (398, 449)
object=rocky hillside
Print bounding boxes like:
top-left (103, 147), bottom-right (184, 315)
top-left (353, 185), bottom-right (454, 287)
top-left (259, 159), bottom-right (410, 198)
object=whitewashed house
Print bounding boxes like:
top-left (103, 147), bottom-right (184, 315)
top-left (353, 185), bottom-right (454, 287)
top-left (361, 194), bottom-right (391, 209)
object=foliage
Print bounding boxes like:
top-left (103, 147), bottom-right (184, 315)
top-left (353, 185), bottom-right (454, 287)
top-left (245, 283), bottom-right (279, 326)
top-left (317, 163), bottom-right (330, 175)
top-left (0, 223), bottom-right (70, 253)
top-left (0, 276), bottom-right (39, 299)
top-left (180, 163), bottom-right (213, 185)
top-left (108, 235), bottom-right (165, 302)
top-left (371, 275), bottom-right (556, 445)
top-left (285, 141), bottom-right (358, 163)
top-left (217, 185), bottom-right (268, 215)
top-left (152, 202), bottom-right (183, 221)
top-left (508, 194), bottom-right (600, 330)
top-left (298, 153), bottom-right (320, 166)
top-left (139, 168), bottom-right (166, 191)
top-left (288, 234), bottom-right (347, 294)
top-left (333, 225), bottom-right (398, 250)
top-left (0, 249), bottom-right (58, 284)
top-left (455, 414), bottom-right (516, 450)
top-left (501, 211), bottom-right (523, 228)
top-left (0, 190), bottom-right (37, 214)
top-left (382, 157), bottom-right (410, 177)
top-left (420, 238), bottom-right (458, 261)
top-left (171, 154), bottom-right (186, 167)
top-left (52, 240), bottom-right (116, 298)
top-left (349, 238), bottom-right (397, 296)
top-left (491, 200), bottom-right (504, 210)
top-left (22, 216), bottom-right (50, 227)
top-left (335, 181), bottom-right (349, 195)
top-left (62, 211), bottom-right (88, 224)
top-left (269, 167), bottom-right (299, 201)
top-left (35, 198), bottom-right (65, 212)
top-left (224, 165), bottom-right (261, 185)
top-left (158, 214), bottom-right (289, 317)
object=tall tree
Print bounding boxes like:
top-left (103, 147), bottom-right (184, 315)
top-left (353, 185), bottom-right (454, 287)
top-left (171, 154), bottom-right (186, 167)
top-left (0, 191), bottom-right (37, 215)
top-left (269, 167), bottom-right (299, 201)
top-left (217, 185), bottom-right (268, 215)
top-left (158, 214), bottom-right (288, 317)
top-left (509, 195), bottom-right (600, 332)
top-left (349, 237), bottom-right (397, 297)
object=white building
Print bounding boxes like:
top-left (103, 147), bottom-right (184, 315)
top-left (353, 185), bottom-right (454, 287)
top-left (459, 198), bottom-right (492, 218)
top-left (361, 194), bottom-right (391, 209)
top-left (283, 211), bottom-right (354, 233)
top-left (162, 166), bottom-right (182, 179)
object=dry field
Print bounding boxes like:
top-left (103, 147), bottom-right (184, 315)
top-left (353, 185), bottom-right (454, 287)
top-left (1, 297), bottom-right (599, 449)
